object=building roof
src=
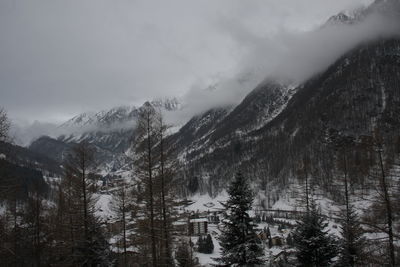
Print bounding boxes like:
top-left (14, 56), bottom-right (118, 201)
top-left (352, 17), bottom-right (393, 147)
top-left (173, 220), bottom-right (187, 226)
top-left (190, 218), bottom-right (208, 223)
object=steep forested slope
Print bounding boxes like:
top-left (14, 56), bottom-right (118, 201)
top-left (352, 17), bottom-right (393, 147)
top-left (172, 38), bottom-right (400, 195)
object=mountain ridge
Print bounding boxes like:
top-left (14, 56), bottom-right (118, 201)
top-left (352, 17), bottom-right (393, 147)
top-left (26, 0), bottom-right (400, 196)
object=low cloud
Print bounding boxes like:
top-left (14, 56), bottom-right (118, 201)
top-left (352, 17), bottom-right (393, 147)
top-left (178, 5), bottom-right (400, 120)
top-left (0, 0), bottom-right (374, 124)
top-left (11, 121), bottom-right (58, 146)
top-left (5, 0), bottom-right (400, 143)
top-left (13, 8), bottom-right (400, 144)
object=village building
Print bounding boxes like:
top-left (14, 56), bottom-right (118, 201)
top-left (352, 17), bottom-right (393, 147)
top-left (207, 211), bottom-right (220, 224)
top-left (271, 234), bottom-right (285, 246)
top-left (189, 218), bottom-right (208, 236)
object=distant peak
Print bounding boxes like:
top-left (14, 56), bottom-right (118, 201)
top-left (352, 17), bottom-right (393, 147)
top-left (324, 0), bottom-right (400, 27)
top-left (150, 97), bottom-right (181, 111)
top-left (368, 0), bottom-right (400, 13)
top-left (327, 12), bottom-right (354, 25)
top-left (58, 97), bottom-right (181, 133)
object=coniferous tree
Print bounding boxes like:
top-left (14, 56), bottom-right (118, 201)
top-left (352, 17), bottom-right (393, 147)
top-left (23, 188), bottom-right (50, 267)
top-left (337, 205), bottom-right (367, 267)
top-left (54, 141), bottom-right (113, 266)
top-left (196, 236), bottom-right (204, 252)
top-left (134, 105), bottom-right (180, 266)
top-left (76, 215), bottom-right (113, 267)
top-left (0, 107), bottom-right (10, 143)
top-left (293, 202), bottom-right (338, 267)
top-left (360, 132), bottom-right (396, 266)
top-left (217, 171), bottom-right (264, 266)
top-left (134, 104), bottom-right (159, 266)
top-left (265, 226), bottom-right (271, 239)
top-left (197, 234), bottom-right (214, 254)
top-left (328, 135), bottom-right (367, 266)
top-left (286, 233), bottom-right (294, 247)
top-left (188, 176), bottom-right (199, 194)
top-left (268, 236), bottom-right (273, 249)
top-left (156, 112), bottom-right (176, 266)
top-left (110, 182), bottom-right (137, 267)
top-left (0, 194), bottom-right (24, 266)
top-left (204, 234), bottom-right (214, 254)
top-left (176, 239), bottom-right (198, 267)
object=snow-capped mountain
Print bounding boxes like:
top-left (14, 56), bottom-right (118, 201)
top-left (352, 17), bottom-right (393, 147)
top-left (162, 0), bottom-right (400, 195)
top-left (4, 1), bottom-right (400, 266)
top-left (367, 0), bottom-right (400, 15)
top-left (59, 98), bottom-right (180, 133)
top-left (324, 0), bottom-right (400, 27)
top-left (169, 35), bottom-right (400, 195)
top-left (29, 98), bottom-right (181, 171)
top-left (28, 0), bottom-right (400, 195)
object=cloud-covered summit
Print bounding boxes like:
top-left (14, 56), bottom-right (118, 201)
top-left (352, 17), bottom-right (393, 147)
top-left (1, 0), bottom-right (374, 125)
top-left (5, 0), bottom-right (400, 145)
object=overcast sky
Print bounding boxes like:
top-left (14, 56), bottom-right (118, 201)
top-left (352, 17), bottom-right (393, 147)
top-left (0, 0), bottom-right (374, 127)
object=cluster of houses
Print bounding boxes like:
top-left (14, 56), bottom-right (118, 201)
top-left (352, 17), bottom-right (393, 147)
top-left (182, 210), bottom-right (289, 248)
top-left (100, 173), bottom-right (297, 265)
top-left (181, 210), bottom-right (294, 266)
top-left (173, 211), bottom-right (220, 236)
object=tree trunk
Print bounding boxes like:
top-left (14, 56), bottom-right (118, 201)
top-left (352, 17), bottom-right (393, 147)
top-left (159, 119), bottom-right (171, 266)
top-left (377, 149), bottom-right (395, 267)
top-left (147, 113), bottom-right (157, 267)
top-left (122, 188), bottom-right (127, 267)
top-left (81, 151), bottom-right (88, 241)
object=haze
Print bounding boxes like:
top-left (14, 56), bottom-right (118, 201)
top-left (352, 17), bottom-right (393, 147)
top-left (0, 0), bottom-right (376, 123)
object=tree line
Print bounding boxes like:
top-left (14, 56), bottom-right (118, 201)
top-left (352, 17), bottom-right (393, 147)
top-left (1, 100), bottom-right (399, 267)
top-left (0, 106), bottom-right (184, 267)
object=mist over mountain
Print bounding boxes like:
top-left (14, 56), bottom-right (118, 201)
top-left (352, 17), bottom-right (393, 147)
top-left (2, 1), bottom-right (400, 265)
top-left (14, 0), bottom-right (399, 177)
top-left (20, 0), bottom-right (399, 182)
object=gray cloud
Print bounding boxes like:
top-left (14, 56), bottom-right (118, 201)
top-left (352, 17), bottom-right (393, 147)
top-left (10, 121), bottom-right (58, 145)
top-left (4, 0), bottom-right (393, 143)
top-left (0, 0), bottom-right (373, 121)
top-left (176, 3), bottom-right (400, 121)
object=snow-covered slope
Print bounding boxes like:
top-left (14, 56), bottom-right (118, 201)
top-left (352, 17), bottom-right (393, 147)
top-left (170, 35), bottom-right (400, 196)
top-left (29, 98), bottom-right (182, 172)
top-left (27, 0), bottom-right (400, 199)
top-left (59, 98), bottom-right (180, 138)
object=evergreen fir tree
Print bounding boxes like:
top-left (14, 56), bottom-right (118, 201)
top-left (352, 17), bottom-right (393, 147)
top-left (204, 234), bottom-right (214, 254)
top-left (217, 171), bottom-right (264, 266)
top-left (176, 239), bottom-right (198, 267)
top-left (196, 236), bottom-right (204, 252)
top-left (293, 202), bottom-right (338, 267)
top-left (268, 236), bottom-right (273, 249)
top-left (61, 142), bottom-right (113, 266)
top-left (336, 205), bottom-right (367, 267)
top-left (198, 234), bottom-right (214, 254)
top-left (286, 233), bottom-right (294, 247)
top-left (265, 226), bottom-right (271, 239)
top-left (74, 215), bottom-right (113, 267)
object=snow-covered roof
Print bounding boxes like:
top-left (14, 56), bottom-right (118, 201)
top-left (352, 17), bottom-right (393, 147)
top-left (173, 220), bottom-right (187, 226)
top-left (270, 247), bottom-right (284, 257)
top-left (190, 218), bottom-right (208, 223)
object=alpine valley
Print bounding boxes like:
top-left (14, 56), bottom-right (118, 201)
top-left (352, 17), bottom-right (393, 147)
top-left (2, 0), bottom-right (400, 266)
top-left (27, 0), bottom-right (400, 196)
